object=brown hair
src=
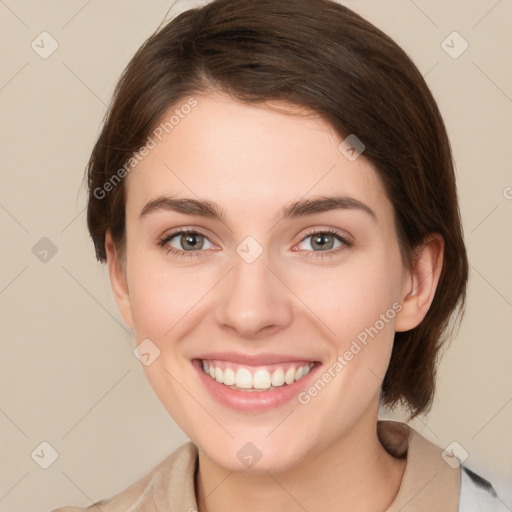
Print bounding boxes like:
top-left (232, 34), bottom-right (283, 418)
top-left (85, 0), bottom-right (468, 418)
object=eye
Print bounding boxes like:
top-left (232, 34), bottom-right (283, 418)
top-left (158, 227), bottom-right (353, 260)
top-left (295, 228), bottom-right (353, 258)
top-left (159, 229), bottom-right (215, 258)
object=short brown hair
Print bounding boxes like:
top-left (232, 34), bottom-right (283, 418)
top-left (85, 0), bottom-right (469, 418)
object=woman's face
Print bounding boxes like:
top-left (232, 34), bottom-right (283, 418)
top-left (111, 91), bottom-right (414, 472)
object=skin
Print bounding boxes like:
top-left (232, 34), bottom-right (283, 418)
top-left (105, 91), bottom-right (444, 512)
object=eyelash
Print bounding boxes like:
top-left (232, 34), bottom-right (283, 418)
top-left (157, 228), bottom-right (353, 260)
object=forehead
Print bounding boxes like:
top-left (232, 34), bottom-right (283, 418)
top-left (124, 92), bottom-right (391, 221)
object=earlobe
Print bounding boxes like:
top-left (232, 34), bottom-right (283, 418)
top-left (105, 231), bottom-right (134, 329)
top-left (394, 234), bottom-right (444, 332)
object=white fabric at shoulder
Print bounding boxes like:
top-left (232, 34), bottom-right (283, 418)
top-left (459, 465), bottom-right (508, 512)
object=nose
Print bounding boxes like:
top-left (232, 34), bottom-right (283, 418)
top-left (214, 246), bottom-right (293, 339)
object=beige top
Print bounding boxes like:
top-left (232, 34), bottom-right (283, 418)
top-left (51, 420), bottom-right (461, 512)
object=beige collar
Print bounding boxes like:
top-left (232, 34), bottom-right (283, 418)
top-left (103, 420), bottom-right (460, 511)
top-left (380, 420), bottom-right (460, 511)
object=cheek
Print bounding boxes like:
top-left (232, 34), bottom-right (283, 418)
top-left (292, 271), bottom-right (401, 428)
top-left (127, 252), bottom-right (205, 339)
top-left (125, 256), bottom-right (207, 425)
top-left (291, 256), bottom-right (402, 342)
top-left (289, 254), bottom-right (403, 394)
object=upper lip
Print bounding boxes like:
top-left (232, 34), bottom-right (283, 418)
top-left (194, 351), bottom-right (320, 366)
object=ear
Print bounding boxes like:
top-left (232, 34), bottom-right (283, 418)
top-left (395, 233), bottom-right (444, 332)
top-left (105, 230), bottom-right (134, 329)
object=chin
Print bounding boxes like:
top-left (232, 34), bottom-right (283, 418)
top-left (195, 434), bottom-right (316, 474)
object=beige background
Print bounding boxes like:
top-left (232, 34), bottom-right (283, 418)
top-left (1, 0), bottom-right (511, 510)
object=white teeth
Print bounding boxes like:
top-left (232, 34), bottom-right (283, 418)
top-left (271, 368), bottom-right (285, 387)
top-left (284, 367), bottom-right (296, 385)
top-left (253, 369), bottom-right (271, 389)
top-left (202, 361), bottom-right (314, 390)
top-left (223, 367), bottom-right (235, 385)
top-left (235, 368), bottom-right (253, 389)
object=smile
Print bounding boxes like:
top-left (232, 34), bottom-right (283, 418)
top-left (201, 359), bottom-right (315, 392)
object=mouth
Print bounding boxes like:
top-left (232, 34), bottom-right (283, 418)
top-left (201, 359), bottom-right (315, 391)
top-left (192, 357), bottom-right (321, 411)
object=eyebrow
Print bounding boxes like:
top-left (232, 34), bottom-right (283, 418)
top-left (139, 194), bottom-right (377, 224)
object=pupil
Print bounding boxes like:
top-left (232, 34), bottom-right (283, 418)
top-left (184, 234), bottom-right (201, 249)
top-left (313, 234), bottom-right (332, 250)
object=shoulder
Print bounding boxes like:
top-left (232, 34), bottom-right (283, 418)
top-left (378, 420), bottom-right (461, 510)
top-left (378, 420), bottom-right (508, 511)
top-left (48, 441), bottom-right (198, 512)
top-left (459, 464), bottom-right (508, 512)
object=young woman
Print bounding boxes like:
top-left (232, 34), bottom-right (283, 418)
top-left (52, 0), bottom-right (505, 510)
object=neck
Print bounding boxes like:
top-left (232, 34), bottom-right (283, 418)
top-left (195, 403), bottom-right (406, 512)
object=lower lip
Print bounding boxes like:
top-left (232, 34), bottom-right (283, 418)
top-left (192, 359), bottom-right (320, 412)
